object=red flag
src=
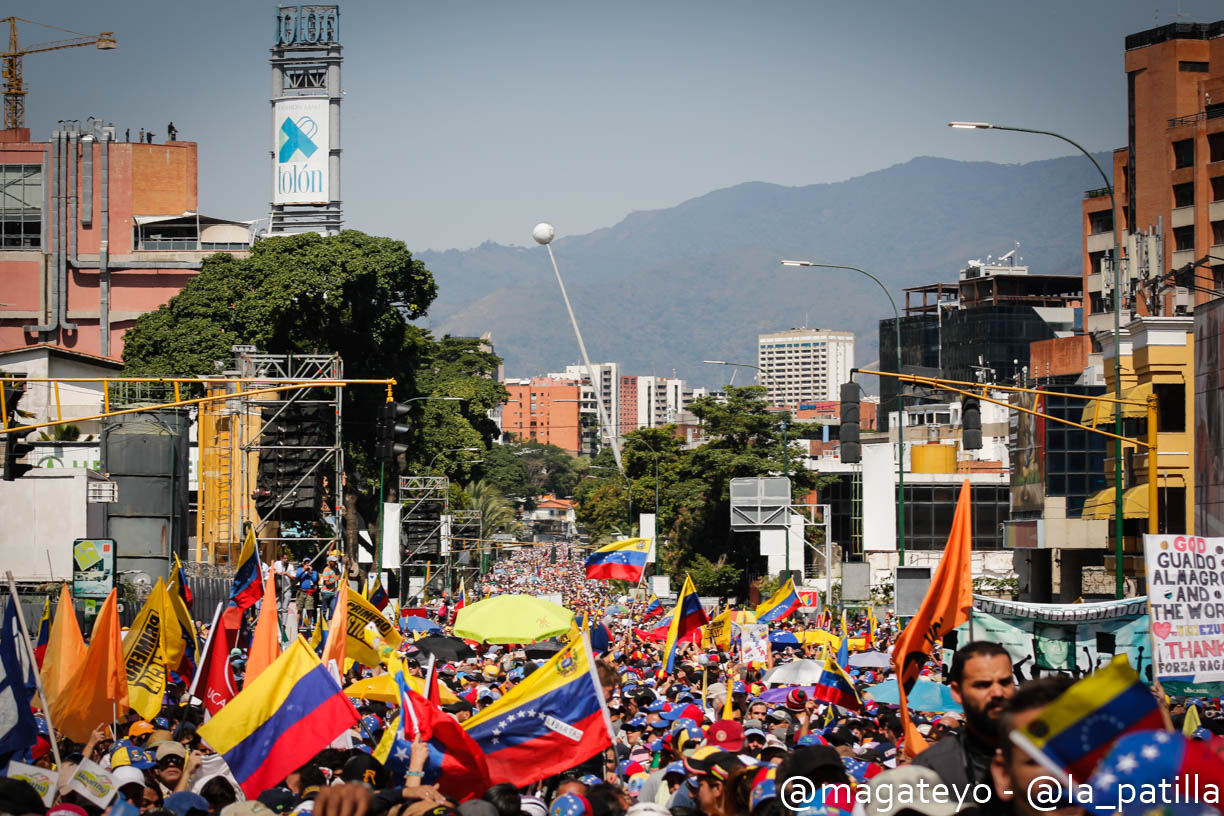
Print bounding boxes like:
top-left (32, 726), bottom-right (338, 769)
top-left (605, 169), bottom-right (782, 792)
top-left (191, 605), bottom-right (238, 716)
top-left (400, 681), bottom-right (490, 801)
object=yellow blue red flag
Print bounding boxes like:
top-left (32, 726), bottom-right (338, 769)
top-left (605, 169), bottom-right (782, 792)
top-left (464, 633), bottom-right (613, 788)
top-left (585, 538), bottom-right (651, 582)
top-left (663, 575), bottom-right (708, 672)
top-left (755, 577), bottom-right (801, 623)
top-left (197, 637), bottom-right (359, 798)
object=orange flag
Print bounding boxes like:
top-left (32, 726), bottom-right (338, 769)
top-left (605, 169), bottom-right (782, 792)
top-left (246, 572), bottom-right (281, 683)
top-left (51, 589), bottom-right (129, 743)
top-left (40, 583), bottom-right (86, 710)
top-left (321, 571), bottom-right (349, 674)
top-left (891, 478), bottom-right (974, 757)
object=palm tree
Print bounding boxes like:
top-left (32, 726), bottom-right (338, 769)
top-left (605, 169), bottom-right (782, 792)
top-left (462, 479), bottom-right (521, 538)
top-left (37, 423), bottom-right (93, 442)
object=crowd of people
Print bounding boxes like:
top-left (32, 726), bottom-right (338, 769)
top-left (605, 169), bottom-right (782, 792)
top-left (4, 542), bottom-right (1222, 816)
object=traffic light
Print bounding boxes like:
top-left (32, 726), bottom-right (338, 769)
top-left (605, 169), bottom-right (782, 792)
top-left (254, 403), bottom-right (328, 519)
top-left (375, 401), bottom-right (411, 462)
top-left (839, 382), bottom-right (861, 464)
top-left (962, 397), bottom-right (982, 450)
top-left (2, 380), bottom-right (33, 481)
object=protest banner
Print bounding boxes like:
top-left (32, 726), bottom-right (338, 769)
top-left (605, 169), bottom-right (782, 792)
top-left (742, 624), bottom-right (769, 666)
top-left (5, 760), bottom-right (57, 806)
top-left (1144, 534), bottom-right (1224, 696)
top-left (68, 758), bottom-right (118, 809)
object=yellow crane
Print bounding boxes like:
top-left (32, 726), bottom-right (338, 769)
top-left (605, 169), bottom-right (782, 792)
top-left (1, 16), bottom-right (116, 131)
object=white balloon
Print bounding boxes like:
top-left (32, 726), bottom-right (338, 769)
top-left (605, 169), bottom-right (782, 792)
top-left (532, 222), bottom-right (556, 245)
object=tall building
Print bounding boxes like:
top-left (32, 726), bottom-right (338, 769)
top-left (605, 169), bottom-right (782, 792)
top-left (501, 378), bottom-right (589, 455)
top-left (0, 123), bottom-right (252, 359)
top-left (551, 363), bottom-right (619, 443)
top-left (757, 328), bottom-right (854, 407)
top-left (1081, 21), bottom-right (1224, 336)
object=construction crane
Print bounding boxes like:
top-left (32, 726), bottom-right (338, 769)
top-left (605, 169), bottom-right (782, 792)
top-left (1, 16), bottom-right (116, 131)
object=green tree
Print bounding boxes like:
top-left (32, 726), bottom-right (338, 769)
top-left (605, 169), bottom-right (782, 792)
top-left (686, 553), bottom-right (743, 596)
top-left (460, 479), bottom-right (521, 538)
top-left (119, 231), bottom-right (504, 560)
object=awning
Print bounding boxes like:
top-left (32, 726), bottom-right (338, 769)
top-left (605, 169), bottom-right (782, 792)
top-left (1081, 484), bottom-right (1149, 520)
top-left (1079, 383), bottom-right (1152, 426)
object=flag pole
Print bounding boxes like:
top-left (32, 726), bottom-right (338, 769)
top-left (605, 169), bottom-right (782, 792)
top-left (5, 571), bottom-right (63, 769)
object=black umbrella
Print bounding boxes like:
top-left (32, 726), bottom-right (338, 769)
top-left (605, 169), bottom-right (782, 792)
top-left (412, 636), bottom-right (477, 662)
top-left (525, 639), bottom-right (565, 659)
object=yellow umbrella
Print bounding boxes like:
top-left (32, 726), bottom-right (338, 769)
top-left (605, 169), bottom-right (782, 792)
top-left (344, 673), bottom-right (459, 705)
top-left (453, 594), bottom-right (574, 644)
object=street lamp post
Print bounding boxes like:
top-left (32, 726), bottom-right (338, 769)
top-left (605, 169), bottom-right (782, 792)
top-left (533, 223), bottom-right (624, 472)
top-left (779, 261), bottom-right (906, 566)
top-left (949, 122), bottom-right (1126, 599)
top-left (703, 359), bottom-right (796, 580)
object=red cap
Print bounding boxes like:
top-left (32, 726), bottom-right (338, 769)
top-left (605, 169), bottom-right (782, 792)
top-left (706, 719), bottom-right (744, 751)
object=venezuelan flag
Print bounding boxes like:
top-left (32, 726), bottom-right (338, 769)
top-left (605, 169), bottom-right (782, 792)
top-left (455, 580), bottom-right (468, 613)
top-left (755, 577), bottom-right (801, 623)
top-left (197, 637), bottom-right (359, 798)
top-left (222, 527), bottom-right (262, 629)
top-left (369, 577), bottom-right (390, 612)
top-left (811, 656), bottom-right (861, 711)
top-left (585, 538), bottom-right (651, 582)
top-left (167, 555), bottom-right (199, 678)
top-left (663, 575), bottom-right (708, 672)
top-left (1011, 655), bottom-right (1165, 778)
top-left (33, 596), bottom-right (50, 667)
top-left (465, 633), bottom-right (614, 788)
top-left (836, 610), bottom-right (850, 668)
top-left (641, 594), bottom-right (663, 622)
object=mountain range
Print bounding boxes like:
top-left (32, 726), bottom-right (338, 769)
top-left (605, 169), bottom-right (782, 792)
top-left (414, 154), bottom-right (1105, 390)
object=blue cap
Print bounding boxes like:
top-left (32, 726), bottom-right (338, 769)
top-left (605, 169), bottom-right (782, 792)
top-left (579, 774), bottom-right (603, 787)
top-left (644, 700), bottom-right (666, 712)
top-left (110, 741), bottom-right (156, 770)
top-left (670, 717), bottom-right (698, 734)
top-left (663, 761), bottom-right (687, 776)
top-left (165, 792), bottom-right (210, 816)
top-left (750, 777), bottom-right (778, 811)
top-left (649, 738), bottom-right (665, 752)
top-left (733, 681), bottom-right (747, 694)
top-left (153, 717), bottom-right (171, 730)
top-left (33, 716), bottom-right (49, 737)
top-left (625, 716), bottom-right (647, 729)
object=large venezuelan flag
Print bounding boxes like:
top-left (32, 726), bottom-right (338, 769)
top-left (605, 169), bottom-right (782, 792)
top-left (222, 527), bottom-right (262, 629)
top-left (197, 637), bottom-right (359, 798)
top-left (1011, 655), bottom-right (1165, 779)
top-left (755, 577), bottom-right (801, 623)
top-left (464, 633), bottom-right (614, 788)
top-left (585, 538), bottom-right (651, 582)
top-left (663, 575), bottom-right (708, 672)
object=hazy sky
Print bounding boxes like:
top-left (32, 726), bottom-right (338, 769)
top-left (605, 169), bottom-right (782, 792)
top-left (27, 0), bottom-right (1224, 251)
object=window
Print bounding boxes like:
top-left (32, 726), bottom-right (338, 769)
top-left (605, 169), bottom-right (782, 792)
top-left (1214, 220), bottom-right (1224, 246)
top-left (1174, 139), bottom-right (1195, 169)
top-left (1179, 61), bottom-right (1209, 72)
top-left (0, 164), bottom-right (42, 248)
top-left (1154, 383), bottom-right (1186, 433)
top-left (1174, 182), bottom-right (1195, 208)
top-left (1212, 176), bottom-right (1224, 201)
top-left (1174, 224), bottom-right (1195, 251)
top-left (1211, 134), bottom-right (1224, 164)
top-left (1089, 211), bottom-right (1114, 234)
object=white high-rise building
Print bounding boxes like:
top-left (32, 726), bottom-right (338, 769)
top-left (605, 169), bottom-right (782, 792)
top-left (548, 362), bottom-right (620, 445)
top-left (757, 328), bottom-right (854, 407)
top-left (634, 376), bottom-right (686, 428)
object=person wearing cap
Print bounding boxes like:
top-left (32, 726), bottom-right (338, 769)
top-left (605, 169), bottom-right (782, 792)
top-left (296, 560), bottom-right (318, 628)
top-left (742, 721), bottom-right (767, 757)
top-left (154, 740), bottom-right (188, 795)
top-left (683, 747), bottom-right (746, 816)
top-left (128, 720), bottom-right (155, 747)
top-left (913, 642), bottom-right (1017, 816)
top-left (165, 791), bottom-right (211, 816)
top-left (319, 555), bottom-right (341, 617)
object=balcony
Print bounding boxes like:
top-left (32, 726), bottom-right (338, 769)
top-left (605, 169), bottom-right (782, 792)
top-left (1086, 232), bottom-right (1115, 254)
top-left (1211, 200), bottom-right (1224, 221)
top-left (1171, 205), bottom-right (1196, 228)
top-left (1172, 249), bottom-right (1196, 269)
top-left (1086, 272), bottom-right (1103, 293)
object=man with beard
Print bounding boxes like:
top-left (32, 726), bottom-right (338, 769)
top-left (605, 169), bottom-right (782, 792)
top-left (913, 642), bottom-right (1015, 816)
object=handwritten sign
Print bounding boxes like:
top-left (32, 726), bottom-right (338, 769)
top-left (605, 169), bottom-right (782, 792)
top-left (1144, 534), bottom-right (1224, 686)
top-left (742, 624), bottom-right (770, 666)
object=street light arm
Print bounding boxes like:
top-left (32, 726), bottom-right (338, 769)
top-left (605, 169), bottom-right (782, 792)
top-left (958, 123), bottom-right (1113, 192)
top-left (780, 262), bottom-right (900, 322)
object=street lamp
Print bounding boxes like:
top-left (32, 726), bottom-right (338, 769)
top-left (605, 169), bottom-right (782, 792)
top-left (779, 260), bottom-right (906, 566)
top-left (533, 222), bottom-right (624, 472)
top-left (703, 359), bottom-right (797, 580)
top-left (949, 121), bottom-right (1126, 599)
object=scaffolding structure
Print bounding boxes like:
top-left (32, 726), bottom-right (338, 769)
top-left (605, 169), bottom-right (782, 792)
top-left (399, 475), bottom-right (448, 602)
top-left (198, 351), bottom-right (344, 563)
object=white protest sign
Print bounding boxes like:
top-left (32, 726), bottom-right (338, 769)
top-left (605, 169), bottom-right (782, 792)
top-left (5, 759), bottom-right (57, 805)
top-left (68, 757), bottom-right (118, 808)
top-left (1144, 534), bottom-right (1224, 683)
top-left (742, 624), bottom-right (770, 666)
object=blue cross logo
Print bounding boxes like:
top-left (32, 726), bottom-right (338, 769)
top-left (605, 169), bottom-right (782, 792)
top-left (279, 116), bottom-right (319, 163)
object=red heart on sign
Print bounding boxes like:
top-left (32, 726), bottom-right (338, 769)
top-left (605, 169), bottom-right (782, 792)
top-left (1152, 621), bottom-right (1173, 639)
